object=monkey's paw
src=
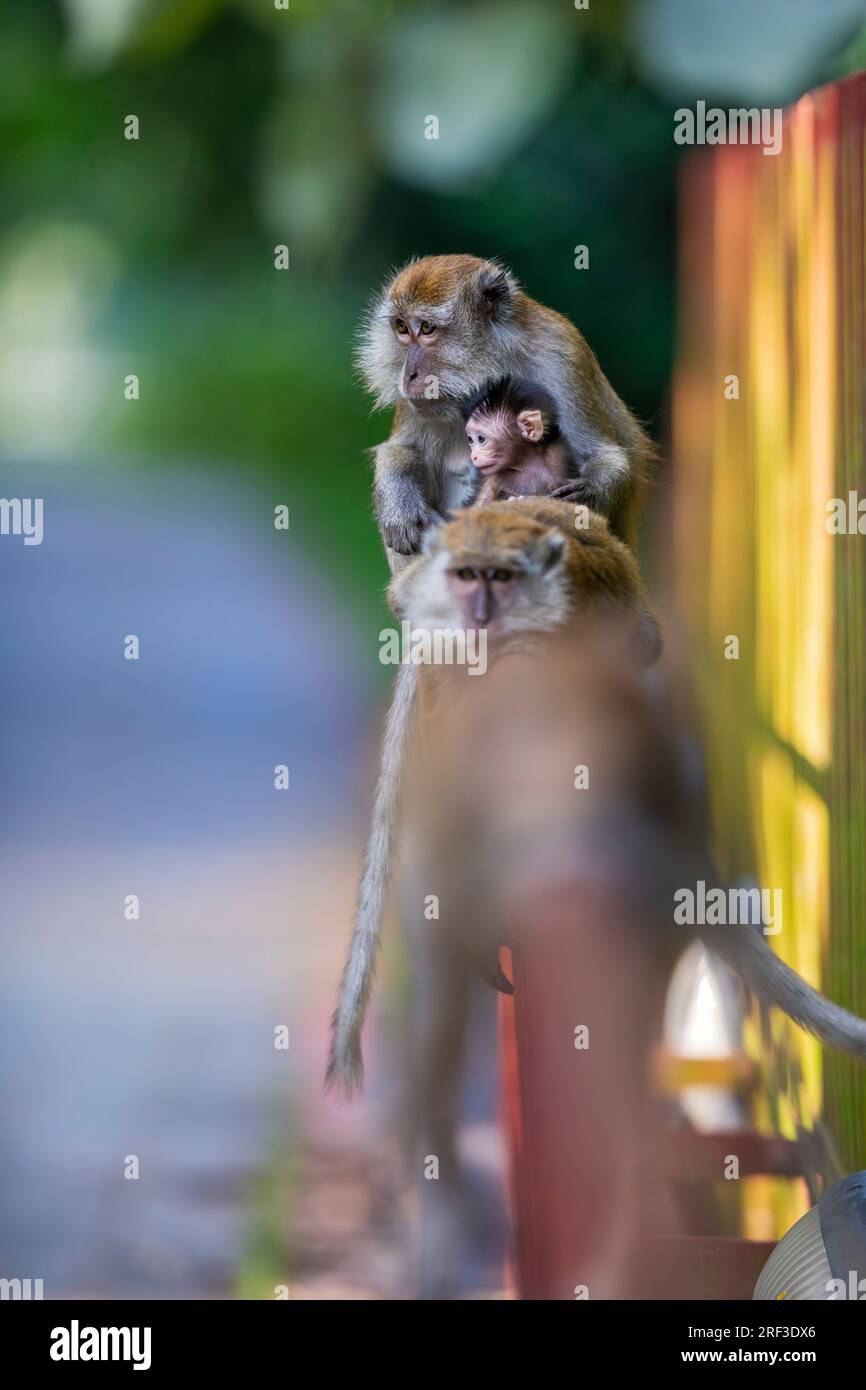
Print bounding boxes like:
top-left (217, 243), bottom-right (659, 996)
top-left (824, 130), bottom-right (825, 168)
top-left (549, 478), bottom-right (596, 506)
top-left (381, 517), bottom-right (428, 555)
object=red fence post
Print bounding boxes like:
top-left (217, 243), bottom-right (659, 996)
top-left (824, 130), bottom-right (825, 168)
top-left (499, 884), bottom-right (655, 1300)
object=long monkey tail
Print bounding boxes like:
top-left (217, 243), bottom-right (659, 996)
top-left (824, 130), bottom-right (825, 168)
top-left (326, 662), bottom-right (418, 1095)
top-left (708, 926), bottom-right (866, 1060)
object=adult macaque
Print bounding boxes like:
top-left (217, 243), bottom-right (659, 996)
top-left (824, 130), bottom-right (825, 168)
top-left (326, 498), bottom-right (662, 1094)
top-left (356, 254), bottom-right (654, 567)
top-left (462, 376), bottom-right (571, 506)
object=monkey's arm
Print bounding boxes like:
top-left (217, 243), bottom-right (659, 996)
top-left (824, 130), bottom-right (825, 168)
top-left (374, 438), bottom-right (445, 562)
top-left (539, 322), bottom-right (651, 542)
top-left (549, 442), bottom-right (633, 514)
top-left (473, 476), bottom-right (500, 508)
top-left (549, 439), bottom-right (647, 550)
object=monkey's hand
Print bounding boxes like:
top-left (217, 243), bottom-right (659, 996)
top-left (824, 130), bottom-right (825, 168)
top-left (548, 477), bottom-right (597, 507)
top-left (381, 506), bottom-right (444, 556)
top-left (478, 950), bottom-right (514, 996)
top-left (374, 443), bottom-right (445, 555)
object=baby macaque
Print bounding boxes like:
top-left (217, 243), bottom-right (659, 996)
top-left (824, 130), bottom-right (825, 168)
top-left (461, 376), bottom-right (571, 505)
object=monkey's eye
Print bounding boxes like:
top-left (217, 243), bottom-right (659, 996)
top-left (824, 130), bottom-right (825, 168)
top-left (393, 317), bottom-right (408, 334)
top-left (477, 434), bottom-right (486, 445)
top-left (419, 320), bottom-right (436, 335)
top-left (488, 569), bottom-right (513, 583)
top-left (455, 567), bottom-right (477, 582)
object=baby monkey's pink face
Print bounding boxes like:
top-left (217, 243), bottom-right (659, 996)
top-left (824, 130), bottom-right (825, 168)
top-left (465, 407), bottom-right (545, 475)
top-left (465, 409), bottom-right (507, 474)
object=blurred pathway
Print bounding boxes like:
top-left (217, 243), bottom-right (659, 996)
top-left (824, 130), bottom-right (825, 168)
top-left (0, 462), bottom-right (370, 1297)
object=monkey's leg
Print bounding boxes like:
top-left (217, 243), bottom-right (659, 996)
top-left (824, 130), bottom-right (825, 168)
top-left (412, 932), bottom-right (474, 1297)
top-left (373, 440), bottom-right (445, 564)
top-left (414, 936), bottom-right (469, 1183)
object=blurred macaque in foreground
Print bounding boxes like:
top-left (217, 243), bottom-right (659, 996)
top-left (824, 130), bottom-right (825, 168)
top-left (403, 627), bottom-right (687, 1298)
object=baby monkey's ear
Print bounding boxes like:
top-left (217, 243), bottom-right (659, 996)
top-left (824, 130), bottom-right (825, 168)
top-left (516, 408), bottom-right (546, 443)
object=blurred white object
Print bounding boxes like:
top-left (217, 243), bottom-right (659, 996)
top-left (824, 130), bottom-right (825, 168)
top-left (663, 939), bottom-right (746, 1132)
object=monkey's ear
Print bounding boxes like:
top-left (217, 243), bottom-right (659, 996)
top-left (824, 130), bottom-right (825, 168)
top-left (475, 263), bottom-right (515, 318)
top-left (529, 527), bottom-right (566, 574)
top-left (516, 408), bottom-right (545, 443)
